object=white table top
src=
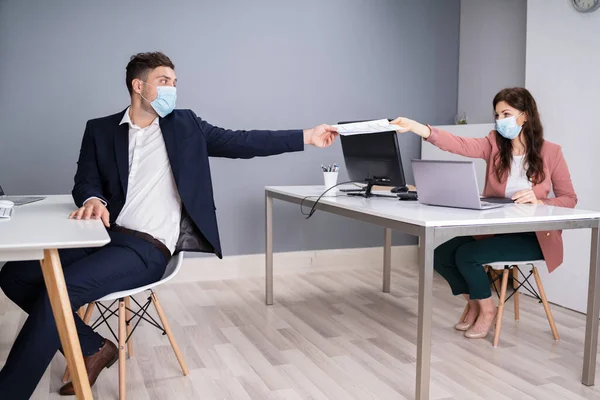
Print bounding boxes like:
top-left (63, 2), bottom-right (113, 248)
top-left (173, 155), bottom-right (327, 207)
top-left (0, 195), bottom-right (110, 252)
top-left (266, 186), bottom-right (600, 227)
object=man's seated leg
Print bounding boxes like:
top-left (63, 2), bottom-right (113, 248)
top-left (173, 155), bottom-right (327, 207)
top-left (0, 232), bottom-right (168, 399)
top-left (0, 247), bottom-right (97, 314)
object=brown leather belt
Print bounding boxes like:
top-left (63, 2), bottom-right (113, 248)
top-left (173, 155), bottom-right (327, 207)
top-left (110, 225), bottom-right (171, 261)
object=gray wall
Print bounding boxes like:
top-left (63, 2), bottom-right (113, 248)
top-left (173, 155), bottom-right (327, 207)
top-left (0, 0), bottom-right (460, 256)
top-left (458, 0), bottom-right (527, 123)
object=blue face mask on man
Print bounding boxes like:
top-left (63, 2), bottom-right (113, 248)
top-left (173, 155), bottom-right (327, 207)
top-left (140, 82), bottom-right (177, 118)
top-left (495, 112), bottom-right (524, 140)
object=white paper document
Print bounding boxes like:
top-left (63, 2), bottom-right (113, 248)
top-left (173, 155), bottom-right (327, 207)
top-left (332, 119), bottom-right (399, 136)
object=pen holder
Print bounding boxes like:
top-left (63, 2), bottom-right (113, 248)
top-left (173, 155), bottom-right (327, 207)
top-left (323, 171), bottom-right (339, 196)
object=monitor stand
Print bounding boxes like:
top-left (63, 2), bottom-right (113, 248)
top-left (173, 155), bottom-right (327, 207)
top-left (346, 178), bottom-right (395, 198)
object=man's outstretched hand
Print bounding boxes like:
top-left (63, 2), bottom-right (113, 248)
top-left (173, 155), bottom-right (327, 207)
top-left (303, 124), bottom-right (339, 148)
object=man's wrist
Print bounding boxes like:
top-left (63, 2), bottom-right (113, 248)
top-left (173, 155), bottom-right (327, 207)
top-left (302, 129), bottom-right (313, 144)
top-left (83, 197), bottom-right (106, 207)
top-left (303, 129), bottom-right (312, 145)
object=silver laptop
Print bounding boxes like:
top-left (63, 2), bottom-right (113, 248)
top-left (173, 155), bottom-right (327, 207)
top-left (0, 184), bottom-right (45, 206)
top-left (412, 160), bottom-right (503, 210)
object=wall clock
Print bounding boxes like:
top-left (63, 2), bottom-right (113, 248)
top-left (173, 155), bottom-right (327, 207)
top-left (572, 0), bottom-right (600, 13)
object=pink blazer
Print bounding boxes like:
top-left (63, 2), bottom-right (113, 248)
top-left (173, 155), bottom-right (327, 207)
top-left (426, 126), bottom-right (578, 273)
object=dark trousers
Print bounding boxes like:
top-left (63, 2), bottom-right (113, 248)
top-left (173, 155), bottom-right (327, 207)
top-left (433, 233), bottom-right (543, 300)
top-left (0, 231), bottom-right (168, 400)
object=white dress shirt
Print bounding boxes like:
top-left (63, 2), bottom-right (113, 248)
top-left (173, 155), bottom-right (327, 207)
top-left (505, 155), bottom-right (532, 198)
top-left (109, 107), bottom-right (182, 254)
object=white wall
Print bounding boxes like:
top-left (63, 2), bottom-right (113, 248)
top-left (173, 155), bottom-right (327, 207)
top-left (458, 0), bottom-right (527, 123)
top-left (526, 0), bottom-right (600, 313)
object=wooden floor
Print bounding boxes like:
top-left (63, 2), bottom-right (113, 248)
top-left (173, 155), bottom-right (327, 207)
top-left (2, 261), bottom-right (600, 399)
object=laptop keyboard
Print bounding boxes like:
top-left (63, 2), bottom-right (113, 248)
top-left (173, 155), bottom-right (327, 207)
top-left (1, 196), bottom-right (45, 206)
top-left (0, 207), bottom-right (12, 218)
top-left (480, 201), bottom-right (503, 210)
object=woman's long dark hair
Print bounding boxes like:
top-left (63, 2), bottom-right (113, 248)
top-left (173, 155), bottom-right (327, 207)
top-left (492, 87), bottom-right (545, 184)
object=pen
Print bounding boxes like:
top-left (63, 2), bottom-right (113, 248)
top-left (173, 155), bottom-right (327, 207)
top-left (322, 164), bottom-right (339, 172)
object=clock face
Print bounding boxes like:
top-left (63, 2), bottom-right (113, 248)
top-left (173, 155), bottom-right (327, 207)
top-left (572, 0), bottom-right (600, 12)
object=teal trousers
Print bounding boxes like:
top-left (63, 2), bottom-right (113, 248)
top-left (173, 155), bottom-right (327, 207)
top-left (433, 233), bottom-right (543, 300)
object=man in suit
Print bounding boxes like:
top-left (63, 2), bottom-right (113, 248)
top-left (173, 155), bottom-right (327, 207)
top-left (0, 51), bottom-right (338, 398)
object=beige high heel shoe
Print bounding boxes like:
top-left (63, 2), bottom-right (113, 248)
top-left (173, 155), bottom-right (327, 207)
top-left (454, 320), bottom-right (472, 331)
top-left (464, 308), bottom-right (497, 339)
top-left (464, 324), bottom-right (491, 339)
top-left (455, 303), bottom-right (477, 331)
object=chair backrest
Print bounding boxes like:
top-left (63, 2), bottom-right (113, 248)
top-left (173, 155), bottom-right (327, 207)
top-left (93, 252), bottom-right (185, 302)
top-left (158, 252), bottom-right (185, 284)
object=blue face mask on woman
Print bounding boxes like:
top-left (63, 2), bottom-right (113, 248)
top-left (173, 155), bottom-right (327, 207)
top-left (140, 82), bottom-right (177, 118)
top-left (495, 112), bottom-right (524, 140)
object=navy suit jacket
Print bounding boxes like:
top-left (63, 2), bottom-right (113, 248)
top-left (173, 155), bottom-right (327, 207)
top-left (72, 108), bottom-right (304, 258)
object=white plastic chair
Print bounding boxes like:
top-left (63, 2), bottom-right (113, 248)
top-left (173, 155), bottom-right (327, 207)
top-left (63, 252), bottom-right (188, 399)
top-left (459, 260), bottom-right (559, 347)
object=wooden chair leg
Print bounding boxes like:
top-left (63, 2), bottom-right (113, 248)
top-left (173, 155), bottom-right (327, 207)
top-left (62, 302), bottom-right (96, 383)
top-left (532, 266), bottom-right (560, 341)
top-left (119, 299), bottom-right (127, 400)
top-left (150, 292), bottom-right (189, 375)
top-left (490, 268), bottom-right (502, 294)
top-left (125, 297), bottom-right (133, 358)
top-left (460, 302), bottom-right (470, 323)
top-left (493, 269), bottom-right (510, 347)
top-left (82, 302), bottom-right (96, 323)
top-left (512, 267), bottom-right (520, 321)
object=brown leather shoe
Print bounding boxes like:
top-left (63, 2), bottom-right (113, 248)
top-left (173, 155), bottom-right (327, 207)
top-left (59, 339), bottom-right (118, 396)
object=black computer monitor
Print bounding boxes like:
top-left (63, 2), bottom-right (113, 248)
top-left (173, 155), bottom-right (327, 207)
top-left (339, 120), bottom-right (406, 198)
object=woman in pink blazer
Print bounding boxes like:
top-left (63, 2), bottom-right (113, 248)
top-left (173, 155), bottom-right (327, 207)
top-left (390, 87), bottom-right (577, 339)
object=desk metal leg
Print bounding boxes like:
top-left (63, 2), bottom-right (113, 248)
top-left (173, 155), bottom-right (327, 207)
top-left (383, 228), bottom-right (392, 293)
top-left (40, 249), bottom-right (92, 400)
top-left (416, 228), bottom-right (434, 399)
top-left (265, 194), bottom-right (274, 305)
top-left (583, 227), bottom-right (600, 385)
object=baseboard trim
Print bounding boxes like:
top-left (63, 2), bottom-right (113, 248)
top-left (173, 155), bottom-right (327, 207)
top-left (171, 245), bottom-right (419, 283)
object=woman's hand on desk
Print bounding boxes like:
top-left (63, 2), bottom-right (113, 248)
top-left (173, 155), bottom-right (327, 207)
top-left (69, 199), bottom-right (110, 227)
top-left (512, 189), bottom-right (542, 205)
top-left (389, 117), bottom-right (431, 139)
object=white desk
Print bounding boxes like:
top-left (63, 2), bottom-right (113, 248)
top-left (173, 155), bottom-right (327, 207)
top-left (265, 186), bottom-right (600, 400)
top-left (0, 195), bottom-right (110, 400)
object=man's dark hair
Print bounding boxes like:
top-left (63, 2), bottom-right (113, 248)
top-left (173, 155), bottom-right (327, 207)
top-left (125, 52), bottom-right (175, 95)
